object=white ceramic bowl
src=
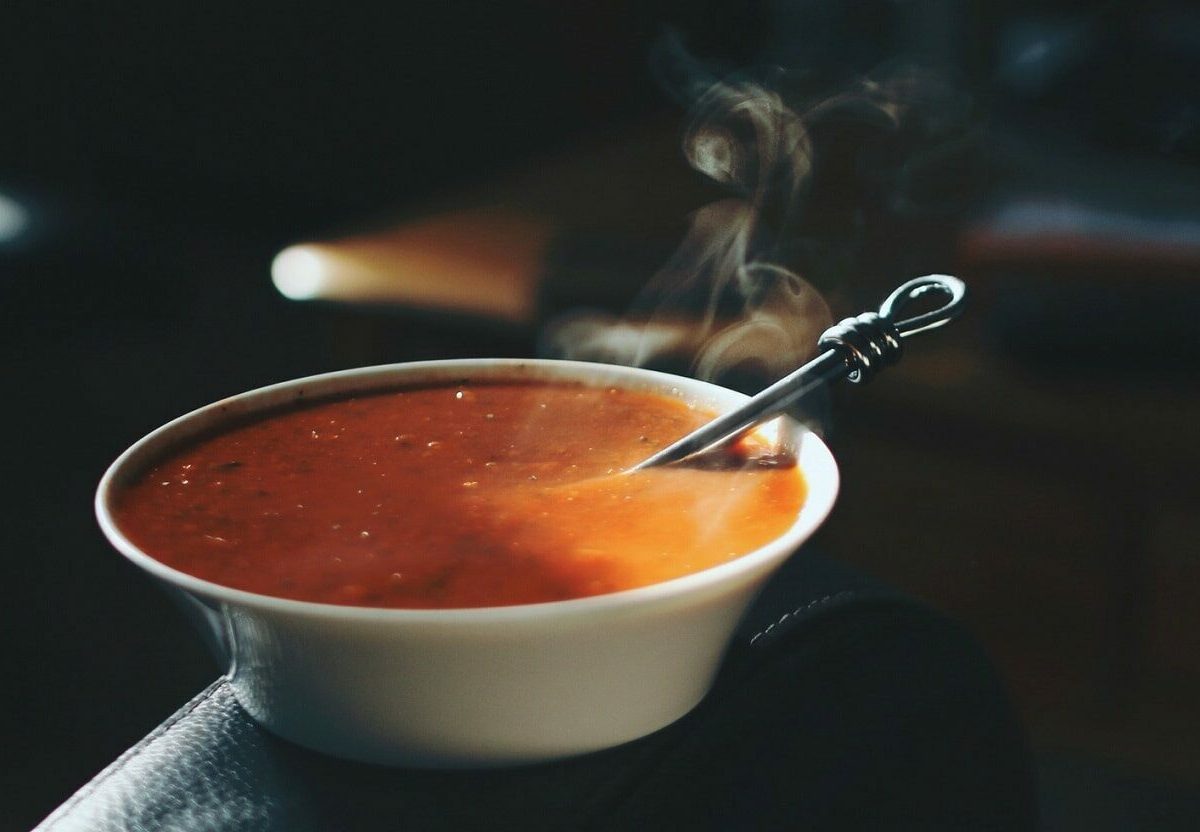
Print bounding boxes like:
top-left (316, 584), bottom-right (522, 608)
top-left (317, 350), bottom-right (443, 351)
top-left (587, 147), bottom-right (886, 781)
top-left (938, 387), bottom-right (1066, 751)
top-left (96, 359), bottom-right (839, 767)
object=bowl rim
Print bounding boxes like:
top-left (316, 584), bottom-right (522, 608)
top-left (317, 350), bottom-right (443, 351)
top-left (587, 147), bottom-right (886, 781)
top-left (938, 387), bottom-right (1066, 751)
top-left (95, 358), bottom-right (839, 623)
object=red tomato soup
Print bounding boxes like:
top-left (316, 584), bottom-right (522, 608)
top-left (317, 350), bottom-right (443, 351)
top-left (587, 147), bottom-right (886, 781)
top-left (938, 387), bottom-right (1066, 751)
top-left (112, 382), bottom-right (806, 608)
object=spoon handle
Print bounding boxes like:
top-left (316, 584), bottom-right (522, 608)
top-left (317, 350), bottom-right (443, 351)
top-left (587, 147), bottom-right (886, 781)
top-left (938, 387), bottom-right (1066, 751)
top-left (630, 275), bottom-right (967, 470)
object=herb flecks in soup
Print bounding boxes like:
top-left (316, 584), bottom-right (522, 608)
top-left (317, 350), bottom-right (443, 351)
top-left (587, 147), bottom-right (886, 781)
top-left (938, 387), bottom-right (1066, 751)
top-left (113, 382), bottom-right (806, 608)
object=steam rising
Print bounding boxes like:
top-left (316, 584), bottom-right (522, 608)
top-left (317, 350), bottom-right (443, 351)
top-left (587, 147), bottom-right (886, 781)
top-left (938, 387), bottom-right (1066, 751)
top-left (544, 73), bottom-right (831, 390)
top-left (544, 38), bottom-right (973, 404)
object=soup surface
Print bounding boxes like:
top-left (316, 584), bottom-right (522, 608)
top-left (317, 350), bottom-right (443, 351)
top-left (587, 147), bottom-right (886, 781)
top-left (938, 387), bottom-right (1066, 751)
top-left (113, 381), bottom-right (806, 608)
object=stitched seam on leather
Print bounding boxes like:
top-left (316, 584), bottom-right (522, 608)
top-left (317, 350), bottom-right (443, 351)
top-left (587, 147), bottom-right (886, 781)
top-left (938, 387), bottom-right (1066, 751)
top-left (747, 590), bottom-right (857, 645)
top-left (35, 678), bottom-right (228, 830)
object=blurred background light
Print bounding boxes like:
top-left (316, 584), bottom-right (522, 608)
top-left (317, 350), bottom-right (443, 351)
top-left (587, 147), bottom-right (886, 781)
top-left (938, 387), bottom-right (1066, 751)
top-left (271, 245), bottom-right (328, 300)
top-left (0, 191), bottom-right (30, 244)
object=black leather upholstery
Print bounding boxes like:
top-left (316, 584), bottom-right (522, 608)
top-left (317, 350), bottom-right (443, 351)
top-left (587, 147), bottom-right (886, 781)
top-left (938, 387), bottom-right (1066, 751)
top-left (33, 553), bottom-right (1036, 831)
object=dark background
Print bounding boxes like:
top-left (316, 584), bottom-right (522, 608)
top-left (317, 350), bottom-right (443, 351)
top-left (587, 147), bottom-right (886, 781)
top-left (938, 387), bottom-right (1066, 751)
top-left (4, 2), bottom-right (1200, 829)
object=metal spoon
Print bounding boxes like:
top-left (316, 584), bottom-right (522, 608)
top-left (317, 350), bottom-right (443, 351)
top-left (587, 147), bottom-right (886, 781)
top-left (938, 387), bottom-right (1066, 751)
top-left (629, 274), bottom-right (967, 471)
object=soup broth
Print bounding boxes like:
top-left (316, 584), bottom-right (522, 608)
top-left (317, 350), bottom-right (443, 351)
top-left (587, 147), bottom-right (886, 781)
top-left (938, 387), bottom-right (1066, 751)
top-left (112, 382), bottom-right (806, 608)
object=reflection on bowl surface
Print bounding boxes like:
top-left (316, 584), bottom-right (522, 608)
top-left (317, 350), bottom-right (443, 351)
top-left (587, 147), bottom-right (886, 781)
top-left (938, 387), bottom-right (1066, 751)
top-left (96, 359), bottom-right (838, 766)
